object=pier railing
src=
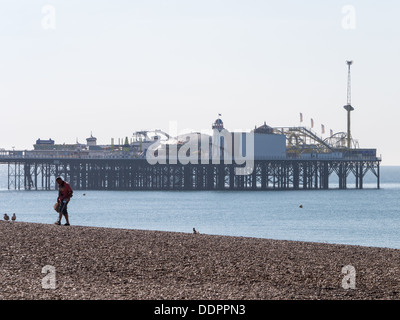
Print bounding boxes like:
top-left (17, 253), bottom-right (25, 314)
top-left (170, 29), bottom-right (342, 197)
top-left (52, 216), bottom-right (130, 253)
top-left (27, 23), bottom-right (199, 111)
top-left (0, 150), bottom-right (382, 162)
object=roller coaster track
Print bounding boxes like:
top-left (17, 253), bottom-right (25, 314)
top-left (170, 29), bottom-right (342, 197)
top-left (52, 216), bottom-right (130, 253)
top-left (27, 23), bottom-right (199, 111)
top-left (274, 127), bottom-right (333, 153)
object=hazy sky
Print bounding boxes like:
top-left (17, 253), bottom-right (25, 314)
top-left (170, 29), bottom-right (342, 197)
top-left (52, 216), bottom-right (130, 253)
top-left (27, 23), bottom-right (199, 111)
top-left (1, 1), bottom-right (399, 164)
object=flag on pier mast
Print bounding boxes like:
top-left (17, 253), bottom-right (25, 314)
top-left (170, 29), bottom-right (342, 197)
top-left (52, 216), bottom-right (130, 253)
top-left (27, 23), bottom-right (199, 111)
top-left (311, 118), bottom-right (314, 128)
top-left (321, 124), bottom-right (325, 134)
top-left (300, 113), bottom-right (303, 122)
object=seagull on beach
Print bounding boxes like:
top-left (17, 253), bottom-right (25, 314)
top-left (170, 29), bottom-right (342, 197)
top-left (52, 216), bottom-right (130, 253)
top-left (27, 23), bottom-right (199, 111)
top-left (11, 213), bottom-right (16, 222)
top-left (193, 228), bottom-right (200, 234)
top-left (4, 214), bottom-right (9, 222)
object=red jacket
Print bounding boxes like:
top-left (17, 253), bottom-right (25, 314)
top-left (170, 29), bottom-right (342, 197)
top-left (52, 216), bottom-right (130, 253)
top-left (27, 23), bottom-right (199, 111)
top-left (58, 181), bottom-right (73, 202)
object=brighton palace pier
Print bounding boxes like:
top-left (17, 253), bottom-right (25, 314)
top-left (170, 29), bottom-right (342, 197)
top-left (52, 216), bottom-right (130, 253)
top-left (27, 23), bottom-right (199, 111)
top-left (0, 118), bottom-right (380, 191)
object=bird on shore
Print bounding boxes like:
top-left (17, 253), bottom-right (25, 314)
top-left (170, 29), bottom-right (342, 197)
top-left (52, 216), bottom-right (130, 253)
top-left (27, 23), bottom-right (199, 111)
top-left (4, 213), bottom-right (9, 222)
top-left (193, 228), bottom-right (200, 235)
top-left (11, 213), bottom-right (16, 222)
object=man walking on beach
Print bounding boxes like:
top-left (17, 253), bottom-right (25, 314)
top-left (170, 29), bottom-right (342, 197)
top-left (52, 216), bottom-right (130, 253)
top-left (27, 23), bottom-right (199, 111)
top-left (55, 176), bottom-right (73, 226)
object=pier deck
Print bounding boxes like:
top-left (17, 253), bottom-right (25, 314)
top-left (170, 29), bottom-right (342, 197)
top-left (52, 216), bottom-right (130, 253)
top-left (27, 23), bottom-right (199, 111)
top-left (0, 152), bottom-right (381, 191)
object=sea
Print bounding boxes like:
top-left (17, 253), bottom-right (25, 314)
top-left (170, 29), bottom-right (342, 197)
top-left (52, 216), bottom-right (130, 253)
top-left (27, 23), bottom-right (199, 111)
top-left (1, 165), bottom-right (400, 249)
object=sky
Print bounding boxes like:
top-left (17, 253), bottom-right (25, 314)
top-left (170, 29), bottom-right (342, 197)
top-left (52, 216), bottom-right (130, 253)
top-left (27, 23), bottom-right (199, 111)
top-left (0, 0), bottom-right (399, 164)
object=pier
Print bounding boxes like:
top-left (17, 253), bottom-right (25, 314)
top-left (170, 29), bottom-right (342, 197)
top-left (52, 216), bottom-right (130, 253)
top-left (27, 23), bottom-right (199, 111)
top-left (0, 152), bottom-right (380, 191)
top-left (0, 61), bottom-right (381, 191)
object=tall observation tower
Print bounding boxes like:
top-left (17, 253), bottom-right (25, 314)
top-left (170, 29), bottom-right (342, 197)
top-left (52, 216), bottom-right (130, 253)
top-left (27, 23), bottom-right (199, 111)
top-left (343, 60), bottom-right (354, 149)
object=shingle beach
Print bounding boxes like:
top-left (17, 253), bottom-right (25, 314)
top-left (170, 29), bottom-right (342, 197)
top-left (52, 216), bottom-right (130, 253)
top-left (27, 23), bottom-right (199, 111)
top-left (1, 221), bottom-right (399, 300)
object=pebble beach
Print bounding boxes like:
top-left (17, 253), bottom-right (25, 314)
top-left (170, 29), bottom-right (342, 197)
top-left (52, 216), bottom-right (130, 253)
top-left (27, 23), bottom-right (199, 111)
top-left (1, 221), bottom-right (400, 300)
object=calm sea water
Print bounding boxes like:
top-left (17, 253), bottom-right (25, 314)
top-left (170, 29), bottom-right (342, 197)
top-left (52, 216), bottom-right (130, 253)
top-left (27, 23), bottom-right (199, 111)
top-left (0, 165), bottom-right (400, 249)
